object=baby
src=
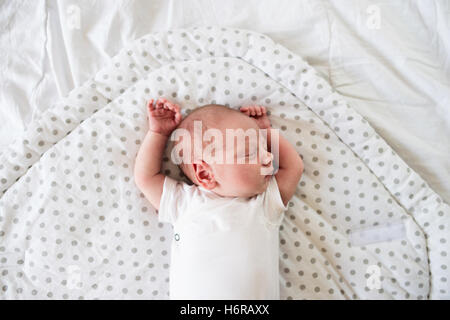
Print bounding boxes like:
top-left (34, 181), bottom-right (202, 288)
top-left (134, 97), bottom-right (304, 299)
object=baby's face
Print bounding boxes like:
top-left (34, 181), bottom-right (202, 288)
top-left (209, 113), bottom-right (274, 198)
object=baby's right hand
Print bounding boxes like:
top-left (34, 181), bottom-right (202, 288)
top-left (240, 105), bottom-right (271, 129)
top-left (147, 98), bottom-right (182, 137)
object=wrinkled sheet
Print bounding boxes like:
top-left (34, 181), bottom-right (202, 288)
top-left (0, 1), bottom-right (449, 301)
top-left (1, 0), bottom-right (448, 204)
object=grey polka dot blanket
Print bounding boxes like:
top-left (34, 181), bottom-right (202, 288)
top-left (0, 27), bottom-right (448, 299)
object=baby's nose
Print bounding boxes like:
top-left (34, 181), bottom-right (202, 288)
top-left (262, 151), bottom-right (273, 166)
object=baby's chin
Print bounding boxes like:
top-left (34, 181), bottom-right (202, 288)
top-left (238, 182), bottom-right (270, 198)
top-left (211, 185), bottom-right (267, 199)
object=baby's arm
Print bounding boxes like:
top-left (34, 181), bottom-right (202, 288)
top-left (240, 105), bottom-right (304, 206)
top-left (267, 127), bottom-right (304, 206)
top-left (134, 98), bottom-right (182, 211)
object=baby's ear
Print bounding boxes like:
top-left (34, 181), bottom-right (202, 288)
top-left (193, 161), bottom-right (217, 190)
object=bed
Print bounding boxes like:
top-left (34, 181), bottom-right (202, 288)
top-left (0, 0), bottom-right (449, 300)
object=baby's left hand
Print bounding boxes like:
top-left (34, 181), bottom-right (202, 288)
top-left (240, 105), bottom-right (271, 129)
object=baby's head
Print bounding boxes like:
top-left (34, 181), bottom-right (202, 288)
top-left (172, 104), bottom-right (274, 198)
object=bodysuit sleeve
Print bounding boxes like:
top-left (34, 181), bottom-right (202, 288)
top-left (158, 176), bottom-right (193, 225)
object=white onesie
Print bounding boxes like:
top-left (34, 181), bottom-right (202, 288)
top-left (158, 175), bottom-right (288, 300)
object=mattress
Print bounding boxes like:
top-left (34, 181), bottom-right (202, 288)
top-left (0, 27), bottom-right (448, 299)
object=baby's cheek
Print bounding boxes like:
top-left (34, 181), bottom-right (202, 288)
top-left (229, 165), bottom-right (245, 184)
top-left (237, 165), bottom-right (259, 186)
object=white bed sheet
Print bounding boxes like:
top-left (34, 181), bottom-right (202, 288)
top-left (0, 0), bottom-right (449, 205)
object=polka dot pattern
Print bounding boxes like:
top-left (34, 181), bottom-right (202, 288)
top-left (0, 27), bottom-right (448, 299)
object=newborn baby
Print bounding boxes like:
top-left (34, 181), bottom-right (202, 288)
top-left (134, 97), bottom-right (304, 299)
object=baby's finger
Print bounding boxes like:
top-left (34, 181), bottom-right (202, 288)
top-left (162, 98), bottom-right (172, 110)
top-left (165, 101), bottom-right (176, 110)
top-left (156, 99), bottom-right (164, 109)
top-left (148, 99), bottom-right (155, 111)
top-left (175, 111), bottom-right (182, 123)
top-left (172, 104), bottom-right (181, 113)
top-left (256, 108), bottom-right (262, 116)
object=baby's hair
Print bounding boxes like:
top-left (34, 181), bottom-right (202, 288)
top-left (171, 104), bottom-right (242, 184)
